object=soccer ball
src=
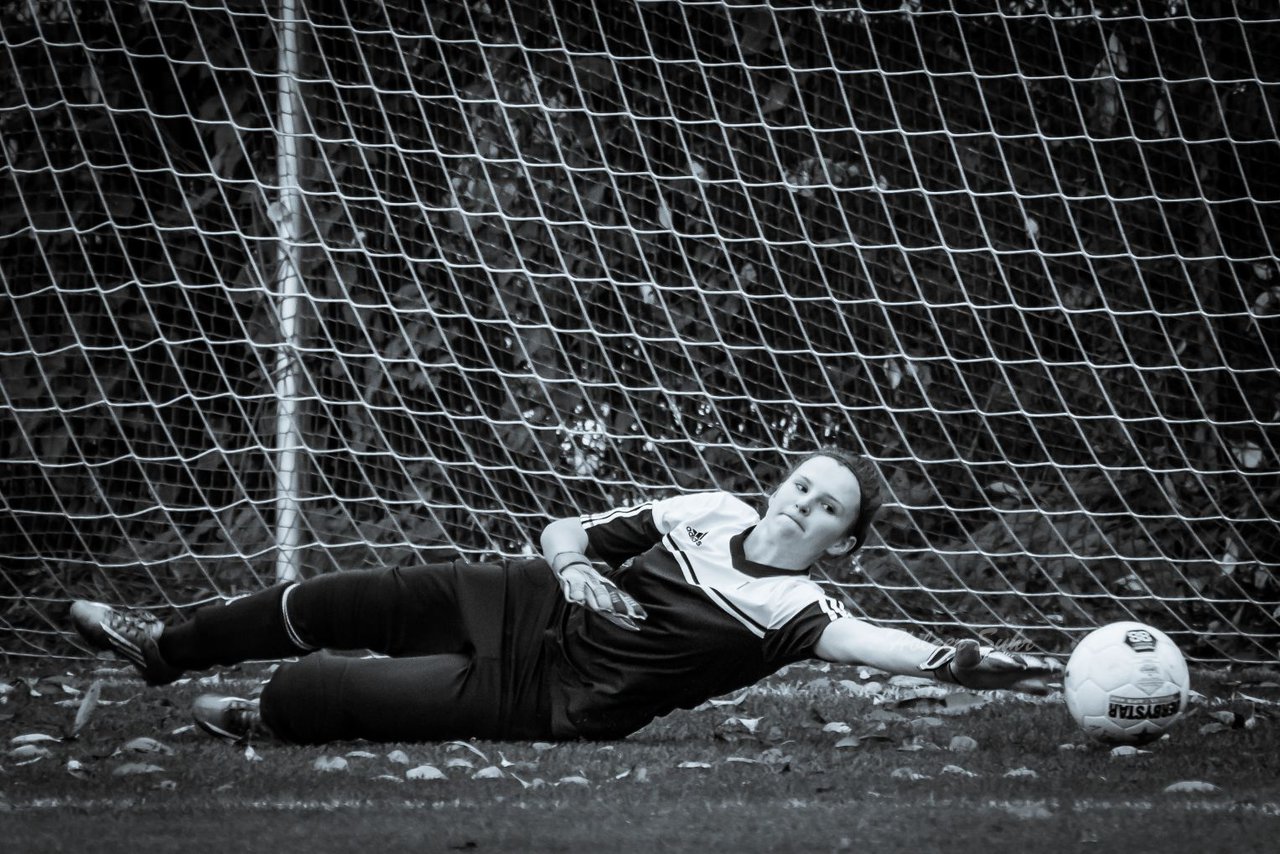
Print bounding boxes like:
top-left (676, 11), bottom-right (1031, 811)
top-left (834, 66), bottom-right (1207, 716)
top-left (1063, 621), bottom-right (1190, 745)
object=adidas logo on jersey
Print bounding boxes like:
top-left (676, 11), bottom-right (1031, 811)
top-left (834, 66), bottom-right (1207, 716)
top-left (685, 526), bottom-right (707, 546)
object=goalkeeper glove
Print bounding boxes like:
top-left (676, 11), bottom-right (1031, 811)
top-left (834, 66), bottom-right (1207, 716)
top-left (919, 639), bottom-right (1062, 695)
top-left (595, 576), bottom-right (647, 632)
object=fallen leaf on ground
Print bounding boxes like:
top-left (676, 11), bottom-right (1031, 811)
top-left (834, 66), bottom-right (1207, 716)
top-left (941, 764), bottom-right (979, 777)
top-left (727, 716), bottom-right (762, 733)
top-left (9, 744), bottom-right (53, 761)
top-left (1164, 780), bottom-right (1220, 793)
top-left (312, 756), bottom-right (348, 772)
top-left (406, 765), bottom-right (446, 781)
top-left (1110, 745), bottom-right (1150, 758)
top-left (122, 737), bottom-right (174, 755)
top-left (69, 680), bottom-right (102, 739)
top-left (443, 740), bottom-right (489, 762)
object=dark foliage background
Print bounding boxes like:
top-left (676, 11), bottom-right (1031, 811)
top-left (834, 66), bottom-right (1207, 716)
top-left (1, 0), bottom-right (1277, 660)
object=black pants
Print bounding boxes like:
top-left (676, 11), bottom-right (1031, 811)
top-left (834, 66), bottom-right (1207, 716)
top-left (159, 559), bottom-right (565, 744)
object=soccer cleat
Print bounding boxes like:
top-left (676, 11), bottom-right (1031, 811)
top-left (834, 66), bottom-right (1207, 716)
top-left (192, 694), bottom-right (269, 742)
top-left (920, 638), bottom-right (1062, 695)
top-left (69, 600), bottom-right (183, 686)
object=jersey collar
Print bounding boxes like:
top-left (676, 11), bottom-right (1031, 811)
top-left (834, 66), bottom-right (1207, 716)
top-left (730, 527), bottom-right (811, 578)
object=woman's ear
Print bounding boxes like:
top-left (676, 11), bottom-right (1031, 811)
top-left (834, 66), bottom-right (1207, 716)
top-left (824, 536), bottom-right (856, 558)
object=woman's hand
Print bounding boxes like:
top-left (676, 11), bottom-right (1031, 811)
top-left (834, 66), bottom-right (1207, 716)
top-left (541, 517), bottom-right (647, 630)
top-left (557, 562), bottom-right (647, 631)
top-left (921, 639), bottom-right (1062, 694)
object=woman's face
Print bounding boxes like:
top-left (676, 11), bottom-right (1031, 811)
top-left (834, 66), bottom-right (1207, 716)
top-left (760, 455), bottom-right (862, 558)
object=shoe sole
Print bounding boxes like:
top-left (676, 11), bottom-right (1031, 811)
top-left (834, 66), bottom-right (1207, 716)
top-left (194, 716), bottom-right (247, 742)
top-left (193, 696), bottom-right (258, 742)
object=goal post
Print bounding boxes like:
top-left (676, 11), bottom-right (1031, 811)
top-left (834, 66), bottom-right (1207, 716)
top-left (274, 0), bottom-right (305, 584)
top-left (0, 0), bottom-right (1276, 664)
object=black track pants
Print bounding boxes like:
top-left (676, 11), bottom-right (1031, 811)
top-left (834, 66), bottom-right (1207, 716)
top-left (160, 559), bottom-right (564, 744)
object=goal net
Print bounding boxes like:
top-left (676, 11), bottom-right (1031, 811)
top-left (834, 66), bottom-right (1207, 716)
top-left (2, 0), bottom-right (1276, 664)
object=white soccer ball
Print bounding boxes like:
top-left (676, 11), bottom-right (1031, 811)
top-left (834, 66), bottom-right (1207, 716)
top-left (1063, 621), bottom-right (1190, 745)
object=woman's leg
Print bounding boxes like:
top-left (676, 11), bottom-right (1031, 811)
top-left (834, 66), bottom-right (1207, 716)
top-left (285, 561), bottom-right (485, 657)
top-left (156, 583), bottom-right (306, 670)
top-left (258, 650), bottom-right (551, 744)
top-left (158, 561), bottom-right (499, 671)
top-left (257, 560), bottom-right (561, 744)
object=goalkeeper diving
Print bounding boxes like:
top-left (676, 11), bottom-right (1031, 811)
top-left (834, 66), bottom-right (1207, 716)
top-left (70, 448), bottom-right (1060, 743)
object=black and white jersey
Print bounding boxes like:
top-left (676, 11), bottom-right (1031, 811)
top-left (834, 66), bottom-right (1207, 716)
top-left (554, 490), bottom-right (850, 737)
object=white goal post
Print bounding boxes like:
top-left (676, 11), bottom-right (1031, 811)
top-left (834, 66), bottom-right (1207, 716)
top-left (0, 0), bottom-right (1276, 664)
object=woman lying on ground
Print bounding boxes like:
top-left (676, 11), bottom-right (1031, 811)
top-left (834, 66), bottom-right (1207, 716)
top-left (71, 447), bottom-right (1059, 743)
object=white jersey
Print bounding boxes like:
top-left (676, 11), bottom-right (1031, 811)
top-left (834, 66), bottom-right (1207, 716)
top-left (553, 491), bottom-right (850, 737)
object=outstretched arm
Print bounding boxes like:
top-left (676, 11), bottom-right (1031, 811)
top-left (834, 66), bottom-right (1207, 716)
top-left (813, 616), bottom-right (939, 673)
top-left (814, 617), bottom-right (1060, 694)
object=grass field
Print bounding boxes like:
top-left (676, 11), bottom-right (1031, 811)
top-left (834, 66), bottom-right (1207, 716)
top-left (3, 658), bottom-right (1278, 853)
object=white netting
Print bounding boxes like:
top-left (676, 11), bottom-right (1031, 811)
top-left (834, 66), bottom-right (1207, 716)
top-left (1, 0), bottom-right (1277, 663)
